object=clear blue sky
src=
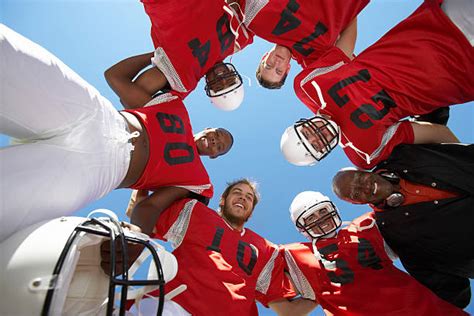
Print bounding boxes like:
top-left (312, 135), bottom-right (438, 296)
top-left (1, 1), bottom-right (473, 315)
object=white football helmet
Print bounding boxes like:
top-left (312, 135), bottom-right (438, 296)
top-left (280, 116), bottom-right (340, 166)
top-left (289, 191), bottom-right (342, 239)
top-left (205, 63), bottom-right (244, 111)
top-left (0, 212), bottom-right (178, 316)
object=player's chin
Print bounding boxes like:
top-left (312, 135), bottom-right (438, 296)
top-left (197, 143), bottom-right (207, 155)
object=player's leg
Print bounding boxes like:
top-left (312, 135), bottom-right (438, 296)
top-left (0, 104), bottom-right (131, 242)
top-left (0, 24), bottom-right (114, 140)
top-left (442, 0), bottom-right (474, 47)
top-left (0, 142), bottom-right (95, 242)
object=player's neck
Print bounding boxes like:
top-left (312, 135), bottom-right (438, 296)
top-left (221, 215), bottom-right (245, 232)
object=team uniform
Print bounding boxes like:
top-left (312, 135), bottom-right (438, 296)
top-left (145, 198), bottom-right (295, 315)
top-left (244, 0), bottom-right (369, 67)
top-left (0, 25), bottom-right (211, 242)
top-left (294, 0), bottom-right (474, 169)
top-left (125, 95), bottom-right (213, 198)
top-left (283, 213), bottom-right (467, 315)
top-left (141, 0), bottom-right (253, 98)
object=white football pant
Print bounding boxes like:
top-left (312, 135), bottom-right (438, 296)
top-left (0, 24), bottom-right (133, 242)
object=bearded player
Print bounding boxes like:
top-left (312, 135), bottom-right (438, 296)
top-left (283, 191), bottom-right (469, 314)
top-left (280, 0), bottom-right (474, 169)
top-left (118, 179), bottom-right (316, 315)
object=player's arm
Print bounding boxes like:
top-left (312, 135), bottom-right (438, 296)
top-left (269, 298), bottom-right (317, 316)
top-left (104, 52), bottom-right (168, 109)
top-left (125, 189), bottom-right (149, 218)
top-left (100, 221), bottom-right (145, 275)
top-left (410, 121), bottom-right (460, 144)
top-left (102, 187), bottom-right (190, 275)
top-left (335, 17), bottom-right (358, 60)
top-left (130, 186), bottom-right (191, 236)
top-left (412, 107), bottom-right (450, 126)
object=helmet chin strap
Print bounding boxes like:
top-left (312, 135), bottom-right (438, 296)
top-left (310, 230), bottom-right (337, 256)
top-left (240, 73), bottom-right (252, 87)
top-left (311, 239), bottom-right (322, 261)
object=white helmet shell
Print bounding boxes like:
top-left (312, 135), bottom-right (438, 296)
top-left (0, 214), bottom-right (178, 315)
top-left (289, 191), bottom-right (341, 239)
top-left (280, 117), bottom-right (340, 166)
top-left (209, 83), bottom-right (244, 111)
top-left (280, 125), bottom-right (317, 166)
top-left (205, 63), bottom-right (244, 111)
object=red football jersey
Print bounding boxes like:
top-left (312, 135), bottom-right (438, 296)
top-left (283, 213), bottom-right (467, 315)
top-left (150, 198), bottom-right (295, 315)
top-left (141, 0), bottom-right (254, 98)
top-left (125, 93), bottom-right (213, 198)
top-left (244, 0), bottom-right (369, 67)
top-left (294, 0), bottom-right (474, 169)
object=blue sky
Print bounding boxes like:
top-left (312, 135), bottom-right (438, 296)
top-left (1, 0), bottom-right (473, 315)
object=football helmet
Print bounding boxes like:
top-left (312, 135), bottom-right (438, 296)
top-left (289, 191), bottom-right (342, 239)
top-left (205, 63), bottom-right (244, 111)
top-left (280, 116), bottom-right (340, 166)
top-left (0, 211), bottom-right (178, 316)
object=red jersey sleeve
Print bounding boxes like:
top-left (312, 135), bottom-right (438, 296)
top-left (367, 120), bottom-right (414, 168)
top-left (256, 247), bottom-right (297, 307)
top-left (152, 198), bottom-right (193, 241)
top-left (141, 0), bottom-right (253, 95)
top-left (294, 46), bottom-right (351, 114)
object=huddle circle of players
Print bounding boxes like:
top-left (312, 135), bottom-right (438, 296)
top-left (1, 0), bottom-right (473, 315)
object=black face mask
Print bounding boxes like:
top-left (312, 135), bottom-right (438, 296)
top-left (376, 172), bottom-right (405, 208)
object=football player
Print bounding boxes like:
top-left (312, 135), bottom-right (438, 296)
top-left (280, 0), bottom-right (474, 169)
top-left (1, 211), bottom-right (178, 316)
top-left (283, 191), bottom-right (468, 315)
top-left (0, 25), bottom-right (232, 242)
top-left (240, 0), bottom-right (369, 88)
top-left (121, 179), bottom-right (315, 315)
top-left (134, 0), bottom-right (253, 110)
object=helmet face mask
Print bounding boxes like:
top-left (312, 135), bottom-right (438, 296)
top-left (289, 191), bottom-right (342, 240)
top-left (294, 117), bottom-right (340, 162)
top-left (205, 63), bottom-right (243, 97)
top-left (294, 200), bottom-right (342, 239)
top-left (280, 116), bottom-right (340, 166)
top-left (1, 214), bottom-right (176, 316)
top-left (205, 63), bottom-right (244, 111)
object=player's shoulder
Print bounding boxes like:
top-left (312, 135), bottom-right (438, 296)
top-left (168, 197), bottom-right (211, 213)
top-left (244, 228), bottom-right (278, 249)
top-left (345, 211), bottom-right (379, 234)
top-left (143, 91), bottom-right (184, 107)
top-left (281, 242), bottom-right (312, 253)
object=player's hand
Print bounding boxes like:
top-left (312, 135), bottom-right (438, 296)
top-left (100, 221), bottom-right (146, 276)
